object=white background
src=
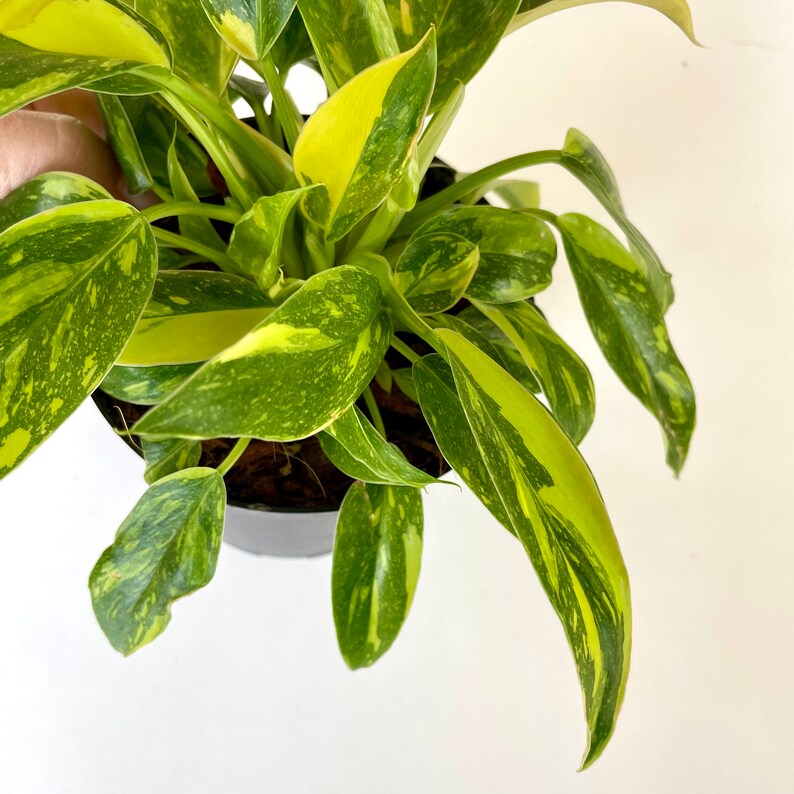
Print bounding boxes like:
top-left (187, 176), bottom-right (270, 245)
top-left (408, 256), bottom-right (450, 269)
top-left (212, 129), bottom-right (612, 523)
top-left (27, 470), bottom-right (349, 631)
top-left (2, 1), bottom-right (793, 791)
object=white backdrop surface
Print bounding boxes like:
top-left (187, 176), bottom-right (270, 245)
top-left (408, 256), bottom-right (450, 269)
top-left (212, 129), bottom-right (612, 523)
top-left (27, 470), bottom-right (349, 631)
top-left (2, 1), bottom-right (793, 792)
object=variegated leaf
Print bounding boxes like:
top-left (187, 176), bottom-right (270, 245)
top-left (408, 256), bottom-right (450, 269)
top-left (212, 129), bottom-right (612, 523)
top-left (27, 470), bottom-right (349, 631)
top-left (0, 172), bottom-right (111, 234)
top-left (293, 30), bottom-right (436, 241)
top-left (415, 206), bottom-right (556, 304)
top-left (97, 93), bottom-right (153, 195)
top-left (557, 213), bottom-right (695, 473)
top-left (437, 328), bottom-right (631, 769)
top-left (319, 405), bottom-right (440, 487)
top-left (142, 436), bottom-right (203, 484)
top-left (118, 270), bottom-right (275, 366)
top-left (100, 362), bottom-right (201, 405)
top-left (392, 232), bottom-right (479, 315)
top-left (473, 300), bottom-right (595, 444)
top-left (332, 481), bottom-right (424, 669)
top-left (132, 266), bottom-right (392, 441)
top-left (89, 467), bottom-right (226, 655)
top-left (0, 201), bottom-right (156, 479)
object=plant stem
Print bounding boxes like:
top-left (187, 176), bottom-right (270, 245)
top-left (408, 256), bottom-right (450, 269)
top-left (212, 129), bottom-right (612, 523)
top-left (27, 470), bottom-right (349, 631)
top-left (152, 228), bottom-right (239, 271)
top-left (143, 202), bottom-right (242, 225)
top-left (216, 437), bottom-right (251, 477)
top-left (390, 336), bottom-right (421, 365)
top-left (365, 0), bottom-right (400, 59)
top-left (259, 55), bottom-right (302, 152)
top-left (363, 387), bottom-right (387, 438)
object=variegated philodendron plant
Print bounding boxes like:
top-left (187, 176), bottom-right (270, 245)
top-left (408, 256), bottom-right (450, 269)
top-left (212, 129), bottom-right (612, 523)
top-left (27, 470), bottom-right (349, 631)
top-left (0, 0), bottom-right (697, 769)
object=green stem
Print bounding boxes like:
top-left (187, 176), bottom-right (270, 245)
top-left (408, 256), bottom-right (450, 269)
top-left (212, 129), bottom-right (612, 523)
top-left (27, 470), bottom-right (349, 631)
top-left (396, 150), bottom-right (563, 237)
top-left (143, 202), bottom-right (242, 225)
top-left (216, 438), bottom-right (251, 477)
top-left (259, 55), bottom-right (302, 152)
top-left (390, 336), bottom-right (420, 365)
top-left (363, 387), bottom-right (387, 438)
top-left (152, 228), bottom-right (238, 271)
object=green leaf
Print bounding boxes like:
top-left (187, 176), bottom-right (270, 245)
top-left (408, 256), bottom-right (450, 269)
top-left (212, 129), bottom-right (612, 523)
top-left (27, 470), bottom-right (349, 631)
top-left (509, 0), bottom-right (697, 43)
top-left (100, 362), bottom-right (201, 405)
top-left (134, 0), bottom-right (237, 95)
top-left (436, 328), bottom-right (631, 769)
top-left (118, 270), bottom-right (275, 366)
top-left (319, 405), bottom-right (440, 487)
top-left (142, 436), bottom-right (202, 484)
top-left (413, 354), bottom-right (514, 533)
top-left (293, 30), bottom-right (437, 241)
top-left (0, 200), bottom-right (156, 479)
top-left (384, 0), bottom-right (520, 109)
top-left (97, 93), bottom-right (153, 195)
top-left (332, 481), bottom-right (423, 669)
top-left (459, 178), bottom-right (540, 209)
top-left (270, 6), bottom-right (314, 71)
top-left (415, 206), bottom-right (556, 304)
top-left (227, 187), bottom-right (313, 289)
top-left (132, 266), bottom-right (392, 441)
top-left (392, 232), bottom-right (479, 315)
top-left (557, 213), bottom-right (695, 473)
top-left (392, 367), bottom-right (418, 402)
top-left (89, 467), bottom-right (226, 655)
top-left (0, 172), bottom-right (111, 234)
top-left (473, 300), bottom-right (595, 444)
top-left (200, 0), bottom-right (296, 60)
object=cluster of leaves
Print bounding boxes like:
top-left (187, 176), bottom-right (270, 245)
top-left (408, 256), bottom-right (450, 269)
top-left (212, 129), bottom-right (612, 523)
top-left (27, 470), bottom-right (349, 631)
top-left (0, 0), bottom-right (696, 768)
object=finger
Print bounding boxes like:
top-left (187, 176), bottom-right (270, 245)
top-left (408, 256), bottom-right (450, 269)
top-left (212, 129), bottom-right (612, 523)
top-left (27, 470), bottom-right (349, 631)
top-left (28, 89), bottom-right (106, 137)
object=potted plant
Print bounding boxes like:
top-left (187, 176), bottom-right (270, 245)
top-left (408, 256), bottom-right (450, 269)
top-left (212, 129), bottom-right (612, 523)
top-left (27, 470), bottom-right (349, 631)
top-left (0, 0), bottom-right (697, 770)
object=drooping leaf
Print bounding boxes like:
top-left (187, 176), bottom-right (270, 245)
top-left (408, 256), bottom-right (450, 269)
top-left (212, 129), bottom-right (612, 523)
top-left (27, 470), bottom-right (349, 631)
top-left (436, 328), bottom-right (631, 769)
top-left (293, 30), bottom-right (437, 241)
top-left (557, 213), bottom-right (695, 473)
top-left (473, 300), bottom-right (595, 444)
top-left (97, 93), bottom-right (153, 195)
top-left (413, 354), bottom-right (513, 533)
top-left (509, 0), bottom-right (697, 44)
top-left (384, 0), bottom-right (521, 109)
top-left (0, 200), bottom-right (156, 479)
top-left (319, 405), bottom-right (440, 487)
top-left (227, 187), bottom-right (314, 289)
top-left (100, 362), bottom-right (201, 405)
top-left (117, 270), bottom-right (275, 366)
top-left (392, 232), bottom-right (479, 315)
top-left (89, 467), bottom-right (226, 655)
top-left (332, 481), bottom-right (424, 668)
top-left (199, 0), bottom-right (296, 60)
top-left (0, 172), bottom-right (111, 234)
top-left (142, 436), bottom-right (203, 484)
top-left (459, 178), bottom-right (540, 209)
top-left (415, 206), bottom-right (556, 304)
top-left (132, 266), bottom-right (392, 441)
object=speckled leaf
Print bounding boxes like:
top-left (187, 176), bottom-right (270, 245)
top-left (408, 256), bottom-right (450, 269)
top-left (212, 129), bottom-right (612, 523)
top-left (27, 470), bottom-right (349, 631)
top-left (132, 266), bottom-right (392, 441)
top-left (101, 362), bottom-right (201, 405)
top-left (416, 206), bottom-right (556, 304)
top-left (393, 232), bottom-right (479, 315)
top-left (142, 436), bottom-right (203, 484)
top-left (509, 0), bottom-right (697, 43)
top-left (474, 300), bottom-right (595, 444)
top-left (319, 405), bottom-right (440, 487)
top-left (118, 270), bottom-right (274, 366)
top-left (332, 481), bottom-right (423, 669)
top-left (199, 0), bottom-right (296, 60)
top-left (558, 213), bottom-right (695, 473)
top-left (293, 30), bottom-right (436, 241)
top-left (97, 94), bottom-right (153, 195)
top-left (0, 200), bottom-right (156, 479)
top-left (560, 128), bottom-right (674, 312)
top-left (89, 467), bottom-right (226, 655)
top-left (0, 172), bottom-right (111, 234)
top-left (133, 0), bottom-right (237, 95)
top-left (437, 328), bottom-right (631, 769)
top-left (227, 188), bottom-right (314, 289)
top-left (384, 0), bottom-right (520, 109)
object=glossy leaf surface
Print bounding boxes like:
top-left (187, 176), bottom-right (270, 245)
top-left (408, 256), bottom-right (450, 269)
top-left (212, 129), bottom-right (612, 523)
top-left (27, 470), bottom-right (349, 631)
top-left (293, 31), bottom-right (436, 241)
top-left (474, 300), bottom-right (595, 444)
top-left (100, 362), bottom-right (201, 405)
top-left (392, 232), bottom-right (479, 315)
top-left (97, 93), bottom-right (153, 195)
top-left (133, 266), bottom-right (392, 441)
top-left (0, 201), bottom-right (156, 479)
top-left (437, 329), bottom-right (631, 768)
top-left (89, 467), bottom-right (225, 655)
top-left (142, 436), bottom-right (203, 484)
top-left (416, 206), bottom-right (556, 303)
top-left (319, 405), bottom-right (440, 487)
top-left (333, 481), bottom-right (423, 668)
top-left (200, 0), bottom-right (296, 60)
top-left (558, 213), bottom-right (695, 473)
